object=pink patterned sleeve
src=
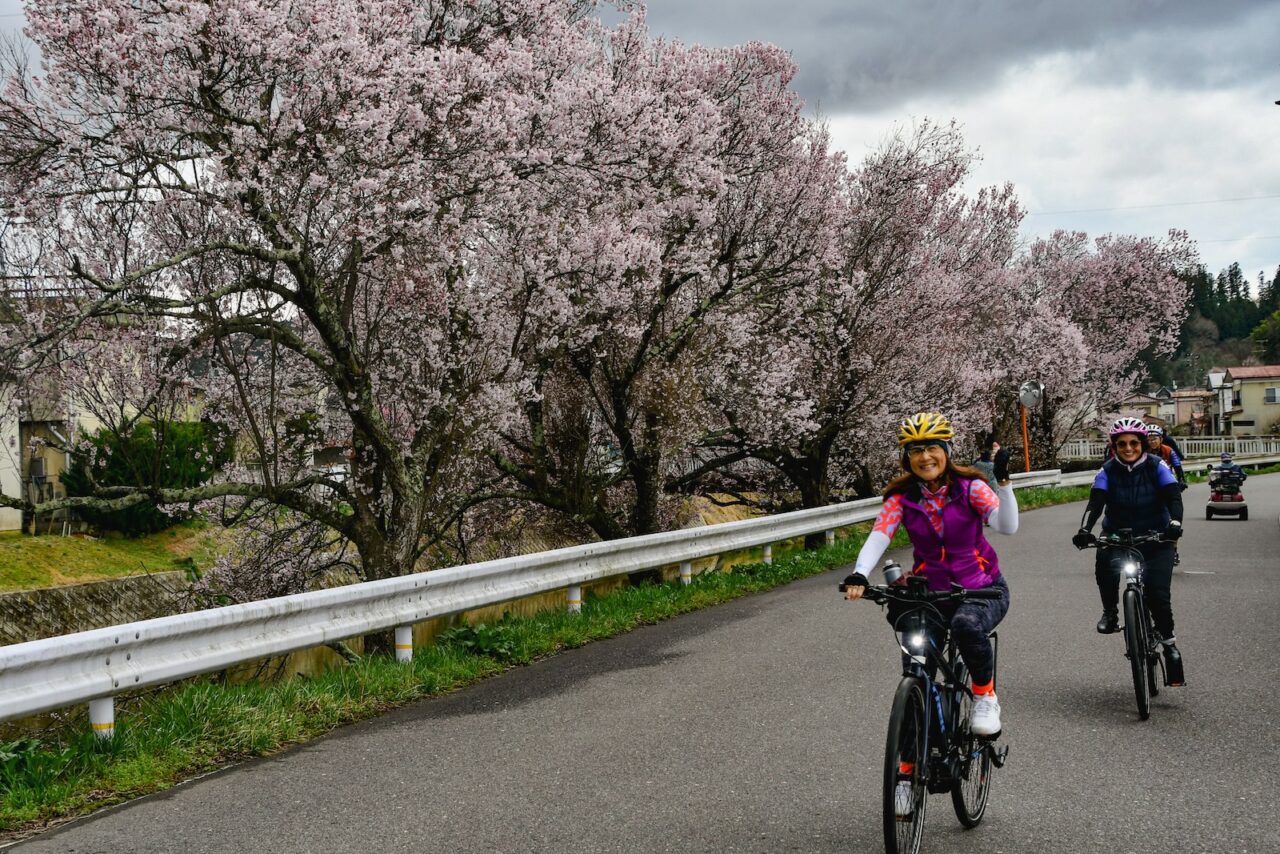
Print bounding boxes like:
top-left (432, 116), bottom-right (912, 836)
top-left (872, 494), bottom-right (904, 538)
top-left (968, 479), bottom-right (1000, 523)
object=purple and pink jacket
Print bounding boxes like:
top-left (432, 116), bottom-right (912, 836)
top-left (853, 477), bottom-right (1017, 590)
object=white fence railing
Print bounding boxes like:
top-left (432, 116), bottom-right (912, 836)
top-left (1059, 436), bottom-right (1280, 460)
top-left (0, 463), bottom-right (1268, 735)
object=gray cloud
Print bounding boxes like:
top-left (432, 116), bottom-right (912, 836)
top-left (630, 0), bottom-right (1280, 111)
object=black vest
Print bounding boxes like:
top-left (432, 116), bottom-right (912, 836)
top-left (1101, 456), bottom-right (1169, 533)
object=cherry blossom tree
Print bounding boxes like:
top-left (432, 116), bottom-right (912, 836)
top-left (0, 0), bottom-right (617, 593)
top-left (684, 121), bottom-right (1024, 514)
top-left (1005, 229), bottom-right (1197, 462)
top-left (478, 23), bottom-right (846, 538)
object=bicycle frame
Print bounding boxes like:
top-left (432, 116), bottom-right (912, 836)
top-left (1089, 530), bottom-right (1169, 717)
top-left (855, 576), bottom-right (1009, 853)
top-left (891, 600), bottom-right (1007, 790)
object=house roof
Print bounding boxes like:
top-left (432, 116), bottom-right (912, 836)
top-left (1224, 365), bottom-right (1280, 381)
top-left (1118, 392), bottom-right (1162, 404)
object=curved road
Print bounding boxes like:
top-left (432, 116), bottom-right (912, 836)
top-left (11, 476), bottom-right (1280, 853)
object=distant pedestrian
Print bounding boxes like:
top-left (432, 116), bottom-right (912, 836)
top-left (973, 438), bottom-right (1010, 490)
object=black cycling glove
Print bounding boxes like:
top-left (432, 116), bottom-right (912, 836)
top-left (993, 448), bottom-right (1010, 483)
top-left (839, 572), bottom-right (869, 593)
top-left (1072, 528), bottom-right (1096, 550)
top-left (1165, 523), bottom-right (1183, 541)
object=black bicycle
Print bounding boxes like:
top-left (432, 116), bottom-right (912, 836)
top-left (1080, 529), bottom-right (1170, 719)
top-left (843, 569), bottom-right (1009, 854)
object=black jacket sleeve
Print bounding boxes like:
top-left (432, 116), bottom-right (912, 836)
top-left (1080, 487), bottom-right (1107, 532)
top-left (1160, 482), bottom-right (1183, 524)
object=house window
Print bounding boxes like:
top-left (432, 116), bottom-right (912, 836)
top-left (1266, 387), bottom-right (1279, 404)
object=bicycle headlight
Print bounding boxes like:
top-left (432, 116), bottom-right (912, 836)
top-left (1121, 561), bottom-right (1140, 577)
top-left (907, 632), bottom-right (926, 649)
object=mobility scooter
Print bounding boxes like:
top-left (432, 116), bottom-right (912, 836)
top-left (1205, 460), bottom-right (1248, 520)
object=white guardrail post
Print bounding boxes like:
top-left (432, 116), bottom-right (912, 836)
top-left (8, 464), bottom-right (1245, 736)
top-left (89, 697), bottom-right (114, 740)
top-left (394, 625), bottom-right (413, 662)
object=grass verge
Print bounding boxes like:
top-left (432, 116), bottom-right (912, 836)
top-left (0, 522), bottom-right (223, 593)
top-left (0, 482), bottom-right (1179, 837)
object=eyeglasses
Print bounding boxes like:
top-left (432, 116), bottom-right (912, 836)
top-left (906, 444), bottom-right (945, 458)
top-left (1113, 439), bottom-right (1144, 450)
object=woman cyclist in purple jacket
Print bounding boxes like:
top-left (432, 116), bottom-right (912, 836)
top-left (1072, 416), bottom-right (1185, 685)
top-left (840, 412), bottom-right (1020, 739)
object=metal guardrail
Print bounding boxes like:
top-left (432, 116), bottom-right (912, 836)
top-left (1059, 436), bottom-right (1280, 460)
top-left (1, 461), bottom-right (1272, 734)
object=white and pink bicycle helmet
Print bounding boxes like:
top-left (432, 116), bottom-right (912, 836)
top-left (1108, 416), bottom-right (1149, 443)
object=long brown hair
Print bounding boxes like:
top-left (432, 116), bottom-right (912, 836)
top-left (884, 456), bottom-right (988, 498)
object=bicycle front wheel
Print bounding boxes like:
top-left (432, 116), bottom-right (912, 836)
top-left (1122, 588), bottom-right (1150, 720)
top-left (884, 678), bottom-right (929, 854)
top-left (950, 665), bottom-right (993, 827)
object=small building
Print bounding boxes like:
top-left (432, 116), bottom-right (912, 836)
top-left (1221, 365), bottom-right (1280, 435)
top-left (1113, 392), bottom-right (1164, 423)
top-left (1205, 368), bottom-right (1232, 435)
top-left (1170, 388), bottom-right (1215, 435)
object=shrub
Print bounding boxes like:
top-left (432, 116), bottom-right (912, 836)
top-left (61, 421), bottom-right (232, 537)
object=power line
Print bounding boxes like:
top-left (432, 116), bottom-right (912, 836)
top-left (1196, 235), bottom-right (1280, 244)
top-left (1027, 193), bottom-right (1280, 215)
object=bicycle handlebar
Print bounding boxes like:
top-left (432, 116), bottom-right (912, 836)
top-left (855, 582), bottom-right (1004, 605)
top-left (1079, 529), bottom-right (1170, 549)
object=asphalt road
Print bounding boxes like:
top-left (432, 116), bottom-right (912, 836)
top-left (9, 475), bottom-right (1280, 854)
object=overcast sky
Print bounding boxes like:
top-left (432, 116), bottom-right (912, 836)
top-left (2, 1), bottom-right (1277, 284)
top-left (631, 0), bottom-right (1280, 286)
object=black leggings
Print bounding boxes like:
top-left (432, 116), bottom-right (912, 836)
top-left (1095, 541), bottom-right (1175, 638)
top-left (887, 576), bottom-right (1010, 686)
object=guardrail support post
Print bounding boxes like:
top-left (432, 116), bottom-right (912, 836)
top-left (89, 697), bottom-right (114, 740)
top-left (394, 625), bottom-right (413, 662)
top-left (679, 561), bottom-right (692, 585)
top-left (568, 585), bottom-right (582, 613)
top-left (825, 530), bottom-right (835, 547)
top-left (762, 545), bottom-right (772, 565)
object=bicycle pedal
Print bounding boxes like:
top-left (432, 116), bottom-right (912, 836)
top-left (989, 744), bottom-right (1009, 768)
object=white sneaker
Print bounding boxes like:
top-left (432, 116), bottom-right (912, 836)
top-left (970, 693), bottom-right (1002, 736)
top-left (894, 779), bottom-right (914, 818)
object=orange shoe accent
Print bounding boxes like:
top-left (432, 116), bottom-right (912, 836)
top-left (898, 761), bottom-right (915, 775)
top-left (972, 680), bottom-right (995, 696)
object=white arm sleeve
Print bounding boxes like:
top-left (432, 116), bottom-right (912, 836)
top-left (990, 483), bottom-right (1018, 535)
top-left (852, 530), bottom-right (893, 577)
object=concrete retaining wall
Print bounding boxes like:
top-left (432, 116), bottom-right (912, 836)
top-left (0, 571), bottom-right (189, 646)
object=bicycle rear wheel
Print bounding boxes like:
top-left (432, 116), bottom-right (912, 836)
top-left (1122, 588), bottom-right (1150, 720)
top-left (884, 678), bottom-right (929, 854)
top-left (950, 665), bottom-right (993, 827)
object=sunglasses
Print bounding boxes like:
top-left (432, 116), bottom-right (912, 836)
top-left (1114, 439), bottom-right (1144, 450)
top-left (906, 444), bottom-right (945, 458)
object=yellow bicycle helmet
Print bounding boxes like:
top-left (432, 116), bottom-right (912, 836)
top-left (897, 412), bottom-right (955, 447)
